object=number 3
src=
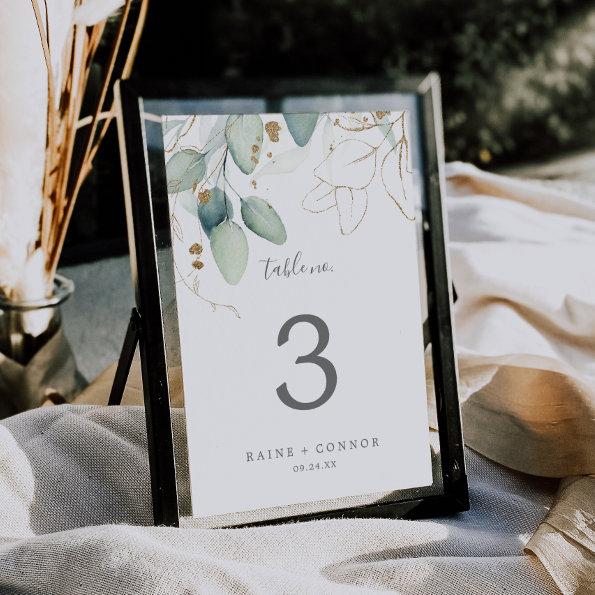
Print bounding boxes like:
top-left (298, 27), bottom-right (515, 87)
top-left (276, 314), bottom-right (337, 410)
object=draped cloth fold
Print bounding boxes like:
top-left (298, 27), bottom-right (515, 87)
top-left (441, 162), bottom-right (595, 478)
top-left (0, 164), bottom-right (593, 593)
top-left (441, 163), bottom-right (595, 593)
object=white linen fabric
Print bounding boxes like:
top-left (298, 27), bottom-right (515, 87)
top-left (0, 405), bottom-right (559, 595)
top-left (0, 164), bottom-right (593, 593)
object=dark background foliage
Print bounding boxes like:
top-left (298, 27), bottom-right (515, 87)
top-left (137, 0), bottom-right (595, 165)
top-left (64, 0), bottom-right (595, 262)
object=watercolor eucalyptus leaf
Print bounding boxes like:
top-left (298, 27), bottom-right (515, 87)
top-left (225, 114), bottom-right (263, 174)
top-left (163, 118), bottom-right (185, 135)
top-left (335, 187), bottom-right (368, 234)
top-left (197, 187), bottom-right (233, 238)
top-left (166, 149), bottom-right (206, 193)
top-left (164, 116), bottom-right (195, 152)
top-left (303, 181), bottom-right (336, 213)
top-left (255, 146), bottom-right (310, 179)
top-left (210, 220), bottom-right (249, 285)
top-left (314, 139), bottom-right (376, 190)
top-left (373, 112), bottom-right (397, 148)
top-left (203, 144), bottom-right (226, 175)
top-left (241, 196), bottom-right (287, 245)
top-left (283, 113), bottom-right (319, 147)
top-left (201, 115), bottom-right (227, 158)
top-left (178, 189), bottom-right (199, 217)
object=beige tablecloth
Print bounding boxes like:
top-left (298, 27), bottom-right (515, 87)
top-left (0, 164), bottom-right (593, 594)
top-left (445, 162), bottom-right (595, 478)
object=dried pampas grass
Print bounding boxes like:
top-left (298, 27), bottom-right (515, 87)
top-left (0, 0), bottom-right (147, 303)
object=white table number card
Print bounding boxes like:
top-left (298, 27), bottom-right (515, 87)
top-left (162, 111), bottom-right (433, 521)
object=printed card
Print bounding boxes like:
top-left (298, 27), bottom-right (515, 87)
top-left (162, 111), bottom-right (432, 518)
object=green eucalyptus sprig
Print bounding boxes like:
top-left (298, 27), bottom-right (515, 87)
top-left (165, 112), bottom-right (320, 285)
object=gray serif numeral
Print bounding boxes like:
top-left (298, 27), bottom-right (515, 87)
top-left (276, 314), bottom-right (337, 410)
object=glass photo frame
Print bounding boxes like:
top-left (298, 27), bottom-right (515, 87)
top-left (114, 75), bottom-right (468, 527)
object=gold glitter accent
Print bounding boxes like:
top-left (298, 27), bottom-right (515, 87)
top-left (375, 111), bottom-right (389, 119)
top-left (265, 121), bottom-right (281, 142)
top-left (192, 259), bottom-right (204, 270)
top-left (198, 189), bottom-right (211, 204)
top-left (251, 144), bottom-right (259, 154)
top-left (251, 180), bottom-right (257, 189)
top-left (266, 151), bottom-right (272, 158)
top-left (189, 243), bottom-right (203, 255)
top-left (251, 156), bottom-right (259, 165)
top-left (334, 118), bottom-right (340, 125)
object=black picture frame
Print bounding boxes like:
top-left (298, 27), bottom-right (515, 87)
top-left (114, 74), bottom-right (468, 527)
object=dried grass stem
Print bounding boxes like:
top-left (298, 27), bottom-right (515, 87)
top-left (29, 0), bottom-right (147, 292)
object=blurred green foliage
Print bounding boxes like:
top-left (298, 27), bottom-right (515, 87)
top-left (205, 0), bottom-right (595, 166)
